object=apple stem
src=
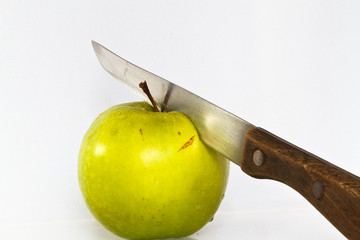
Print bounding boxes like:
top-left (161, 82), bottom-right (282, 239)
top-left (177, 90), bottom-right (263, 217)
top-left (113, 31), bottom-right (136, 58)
top-left (139, 81), bottom-right (160, 112)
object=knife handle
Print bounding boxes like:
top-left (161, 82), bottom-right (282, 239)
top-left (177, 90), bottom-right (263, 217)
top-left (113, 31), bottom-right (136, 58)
top-left (240, 127), bottom-right (360, 240)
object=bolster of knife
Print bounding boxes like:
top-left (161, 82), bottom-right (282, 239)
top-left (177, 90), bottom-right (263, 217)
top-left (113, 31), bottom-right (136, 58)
top-left (240, 127), bottom-right (360, 240)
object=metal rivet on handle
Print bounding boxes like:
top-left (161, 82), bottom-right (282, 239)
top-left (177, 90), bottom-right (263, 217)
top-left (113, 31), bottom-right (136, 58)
top-left (253, 149), bottom-right (264, 167)
top-left (312, 181), bottom-right (324, 199)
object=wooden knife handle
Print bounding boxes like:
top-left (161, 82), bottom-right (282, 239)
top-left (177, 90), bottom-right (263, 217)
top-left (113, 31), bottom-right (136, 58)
top-left (240, 127), bottom-right (360, 240)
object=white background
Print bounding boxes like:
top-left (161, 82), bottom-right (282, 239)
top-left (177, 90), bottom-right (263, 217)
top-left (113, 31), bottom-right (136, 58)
top-left (1, 1), bottom-right (360, 239)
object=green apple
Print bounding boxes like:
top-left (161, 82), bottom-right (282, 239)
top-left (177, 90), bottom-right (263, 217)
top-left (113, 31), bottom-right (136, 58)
top-left (78, 101), bottom-right (229, 240)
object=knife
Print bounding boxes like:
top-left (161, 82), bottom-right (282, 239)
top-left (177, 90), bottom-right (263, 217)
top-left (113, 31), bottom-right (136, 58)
top-left (91, 41), bottom-right (360, 239)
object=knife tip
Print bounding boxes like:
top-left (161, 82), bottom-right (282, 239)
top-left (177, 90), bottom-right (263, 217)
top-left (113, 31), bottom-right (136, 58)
top-left (91, 40), bottom-right (98, 48)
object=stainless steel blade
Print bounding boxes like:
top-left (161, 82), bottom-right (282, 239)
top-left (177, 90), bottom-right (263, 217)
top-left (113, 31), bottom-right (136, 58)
top-left (92, 41), bottom-right (254, 165)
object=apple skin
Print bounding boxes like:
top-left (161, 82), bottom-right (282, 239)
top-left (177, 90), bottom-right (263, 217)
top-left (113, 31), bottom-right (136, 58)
top-left (78, 101), bottom-right (229, 240)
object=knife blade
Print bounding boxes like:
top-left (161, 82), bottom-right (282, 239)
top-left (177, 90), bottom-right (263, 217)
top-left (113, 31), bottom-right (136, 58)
top-left (91, 40), bottom-right (254, 166)
top-left (91, 41), bottom-right (360, 239)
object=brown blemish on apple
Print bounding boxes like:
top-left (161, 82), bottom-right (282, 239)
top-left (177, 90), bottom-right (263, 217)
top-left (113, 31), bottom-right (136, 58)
top-left (178, 132), bottom-right (181, 136)
top-left (178, 136), bottom-right (195, 152)
top-left (140, 128), bottom-right (143, 135)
